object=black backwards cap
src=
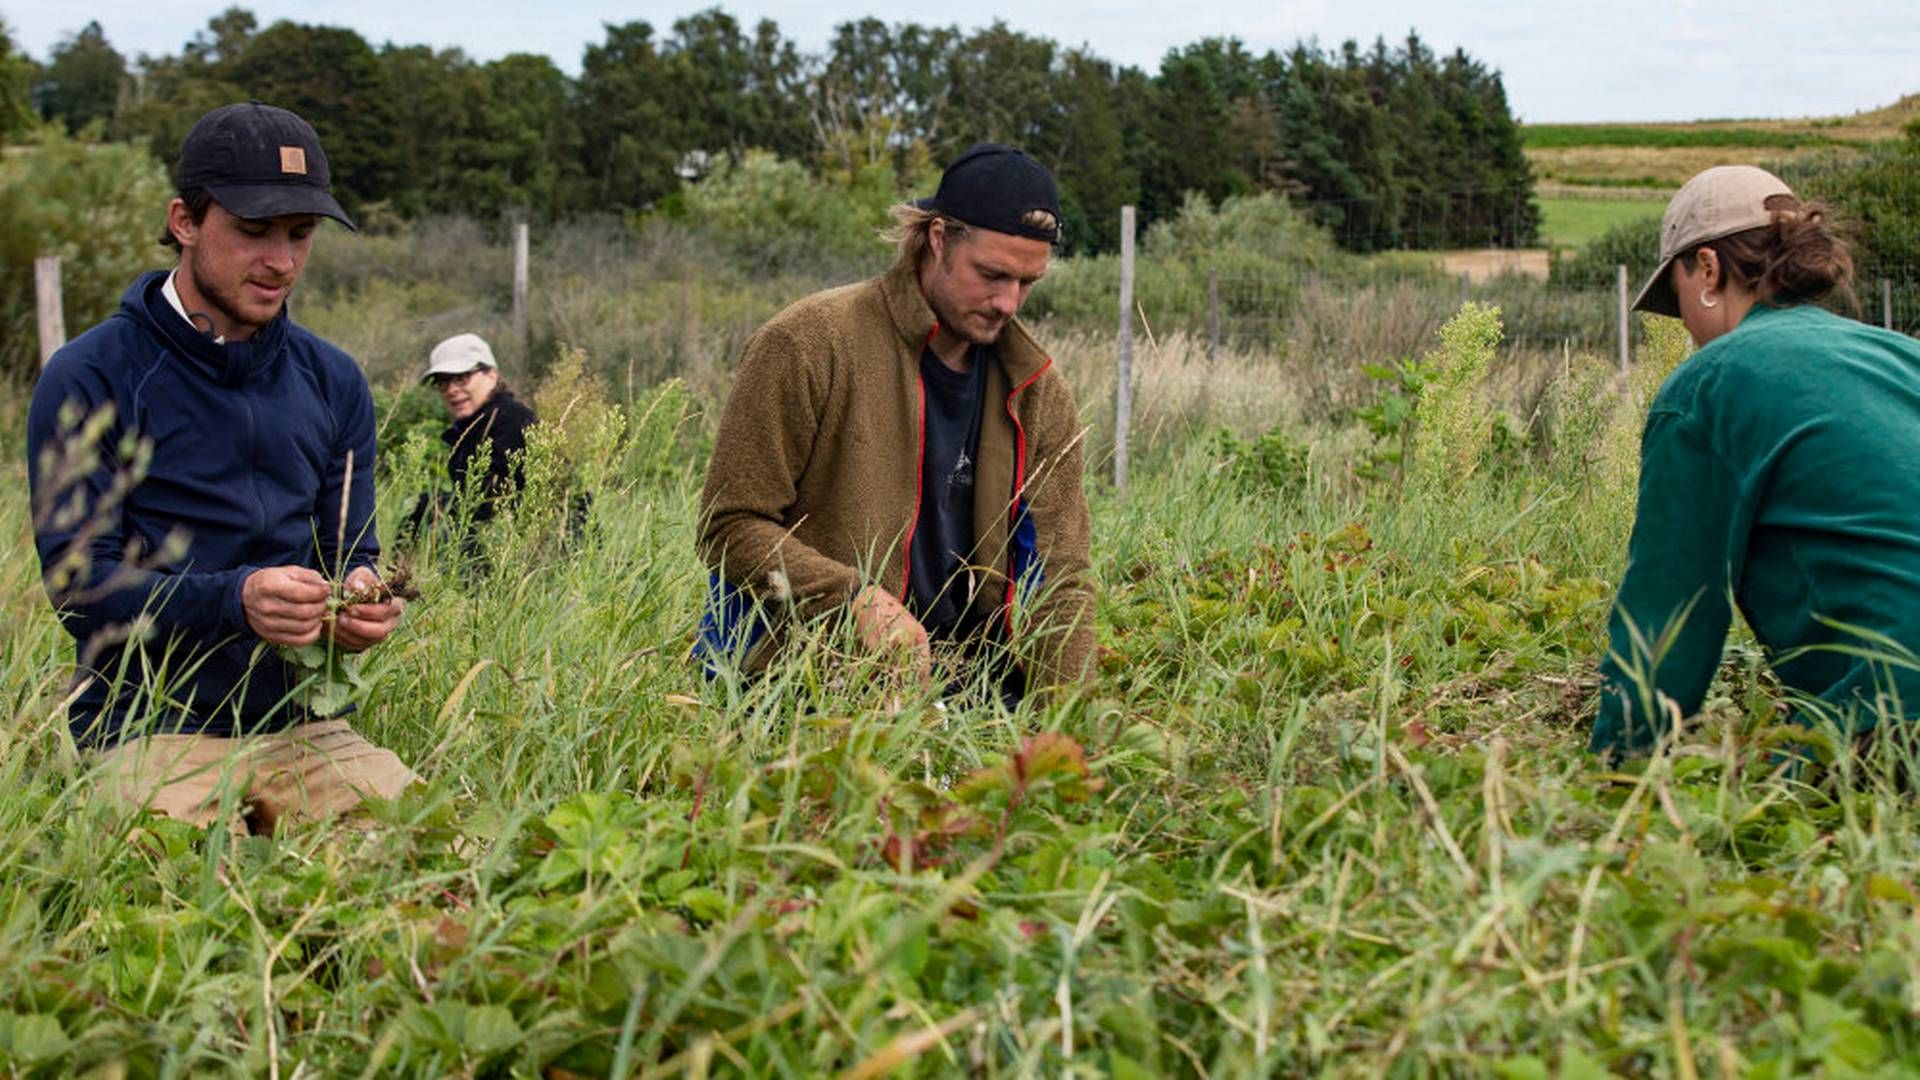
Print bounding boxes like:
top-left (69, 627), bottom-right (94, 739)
top-left (175, 101), bottom-right (355, 230)
top-left (914, 143), bottom-right (1062, 245)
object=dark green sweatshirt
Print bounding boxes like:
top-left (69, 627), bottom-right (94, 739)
top-left (1593, 303), bottom-right (1920, 757)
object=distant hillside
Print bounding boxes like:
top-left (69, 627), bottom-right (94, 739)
top-left (1525, 93), bottom-right (1918, 191)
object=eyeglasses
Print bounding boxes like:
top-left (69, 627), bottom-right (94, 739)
top-left (429, 370), bottom-right (480, 389)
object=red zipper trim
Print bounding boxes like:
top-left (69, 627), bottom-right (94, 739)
top-left (901, 326), bottom-right (936, 597)
top-left (1002, 357), bottom-right (1053, 633)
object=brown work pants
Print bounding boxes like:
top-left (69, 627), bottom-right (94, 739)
top-left (94, 719), bottom-right (419, 834)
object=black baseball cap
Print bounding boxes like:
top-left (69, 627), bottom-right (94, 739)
top-left (914, 143), bottom-right (1061, 245)
top-left (176, 102), bottom-right (355, 230)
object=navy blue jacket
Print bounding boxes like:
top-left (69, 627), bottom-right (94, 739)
top-left (27, 271), bottom-right (380, 747)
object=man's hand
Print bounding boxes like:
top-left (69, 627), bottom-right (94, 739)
top-left (331, 566), bottom-right (405, 652)
top-left (850, 584), bottom-right (932, 686)
top-left (243, 566), bottom-right (332, 646)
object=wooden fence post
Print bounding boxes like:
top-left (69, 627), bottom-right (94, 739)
top-left (1207, 266), bottom-right (1220, 360)
top-left (35, 256), bottom-right (66, 367)
top-left (1460, 270), bottom-right (1471, 307)
top-left (1885, 279), bottom-right (1895, 332)
top-left (512, 222), bottom-right (530, 361)
top-left (1114, 206), bottom-right (1136, 491)
top-left (1616, 264), bottom-right (1630, 396)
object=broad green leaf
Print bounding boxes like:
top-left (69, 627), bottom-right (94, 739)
top-left (0, 1012), bottom-right (72, 1066)
top-left (1492, 1056), bottom-right (1549, 1080)
top-left (1866, 874), bottom-right (1915, 904)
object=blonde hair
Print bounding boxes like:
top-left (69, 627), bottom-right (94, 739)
top-left (882, 203), bottom-right (971, 272)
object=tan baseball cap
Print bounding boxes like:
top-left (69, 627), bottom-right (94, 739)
top-left (1632, 165), bottom-right (1795, 317)
top-left (422, 333), bottom-right (498, 382)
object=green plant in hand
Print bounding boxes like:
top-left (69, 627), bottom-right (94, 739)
top-left (280, 560), bottom-right (421, 715)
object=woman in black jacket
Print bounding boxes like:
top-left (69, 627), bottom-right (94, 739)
top-left (407, 333), bottom-right (538, 543)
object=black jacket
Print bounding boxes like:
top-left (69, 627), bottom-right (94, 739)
top-left (27, 271), bottom-right (380, 746)
top-left (444, 387), bottom-right (536, 523)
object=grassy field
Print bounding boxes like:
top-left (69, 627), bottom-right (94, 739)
top-left (1523, 126), bottom-right (1844, 151)
top-left (1523, 92), bottom-right (1917, 192)
top-left (1536, 196), bottom-right (1663, 251)
top-left (9, 276), bottom-right (1920, 1076)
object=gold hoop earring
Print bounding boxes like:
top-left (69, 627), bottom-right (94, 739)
top-left (1700, 290), bottom-right (1719, 310)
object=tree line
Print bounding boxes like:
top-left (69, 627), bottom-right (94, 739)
top-left (7, 8), bottom-right (1538, 253)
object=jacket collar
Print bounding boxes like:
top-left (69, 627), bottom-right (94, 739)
top-left (124, 269), bottom-right (290, 389)
top-left (878, 260), bottom-right (1052, 390)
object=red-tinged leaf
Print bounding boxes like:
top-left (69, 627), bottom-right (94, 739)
top-left (435, 916), bottom-right (469, 952)
top-left (1019, 733), bottom-right (1090, 781)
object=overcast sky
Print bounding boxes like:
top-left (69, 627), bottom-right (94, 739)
top-left (7, 1), bottom-right (1919, 124)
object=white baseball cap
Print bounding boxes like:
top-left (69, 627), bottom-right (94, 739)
top-left (422, 333), bottom-right (498, 382)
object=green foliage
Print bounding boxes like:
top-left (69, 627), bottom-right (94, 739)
top-left (1538, 195), bottom-right (1663, 250)
top-left (1211, 425), bottom-right (1311, 496)
top-left (32, 21), bottom-right (124, 135)
top-left (572, 21), bottom-right (683, 213)
top-left (502, 345), bottom-right (624, 559)
top-left (1146, 189), bottom-right (1343, 268)
top-left (1412, 302), bottom-right (1502, 492)
top-left (6, 332), bottom-right (1920, 1072)
top-left (45, 11), bottom-right (1537, 252)
top-left (1778, 140), bottom-right (1920, 297)
top-left (673, 150), bottom-right (909, 272)
top-left (1269, 34), bottom-right (1538, 250)
top-left (1353, 356), bottom-right (1432, 484)
top-left (0, 128), bottom-right (170, 379)
top-left (0, 18), bottom-right (37, 144)
top-left (1554, 137), bottom-right (1920, 310)
top-left (1550, 212), bottom-right (1663, 289)
top-left (1026, 191), bottom-right (1357, 326)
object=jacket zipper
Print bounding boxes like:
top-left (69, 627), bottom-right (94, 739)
top-left (243, 386), bottom-right (266, 541)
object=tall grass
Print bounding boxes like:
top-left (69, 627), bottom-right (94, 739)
top-left (8, 291), bottom-right (1920, 1075)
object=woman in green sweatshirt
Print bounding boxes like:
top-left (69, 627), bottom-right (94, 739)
top-left (1592, 165), bottom-right (1920, 759)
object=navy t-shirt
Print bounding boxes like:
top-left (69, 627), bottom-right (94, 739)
top-left (909, 344), bottom-right (989, 639)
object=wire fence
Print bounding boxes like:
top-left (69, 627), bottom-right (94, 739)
top-left (1198, 263), bottom-right (1920, 355)
top-left (1135, 262), bottom-right (1920, 364)
top-left (1158, 164), bottom-right (1920, 359)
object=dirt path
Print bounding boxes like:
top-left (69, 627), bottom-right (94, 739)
top-left (1440, 249), bottom-right (1550, 282)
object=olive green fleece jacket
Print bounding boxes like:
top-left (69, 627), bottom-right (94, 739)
top-left (698, 261), bottom-right (1095, 692)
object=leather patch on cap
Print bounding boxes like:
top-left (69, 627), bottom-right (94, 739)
top-left (280, 146), bottom-right (308, 175)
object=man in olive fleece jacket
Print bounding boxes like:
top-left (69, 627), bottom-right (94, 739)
top-left (697, 144), bottom-right (1094, 697)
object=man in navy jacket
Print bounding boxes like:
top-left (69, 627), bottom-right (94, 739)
top-left (27, 103), bottom-right (415, 832)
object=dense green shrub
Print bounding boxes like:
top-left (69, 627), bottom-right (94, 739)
top-left (1211, 424), bottom-right (1311, 496)
top-left (1548, 214), bottom-right (1661, 290)
top-left (670, 150), bottom-right (929, 275)
top-left (1025, 192), bottom-right (1360, 327)
top-left (1778, 133), bottom-right (1920, 293)
top-left (0, 130), bottom-right (170, 380)
top-left (0, 20), bottom-right (32, 143)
